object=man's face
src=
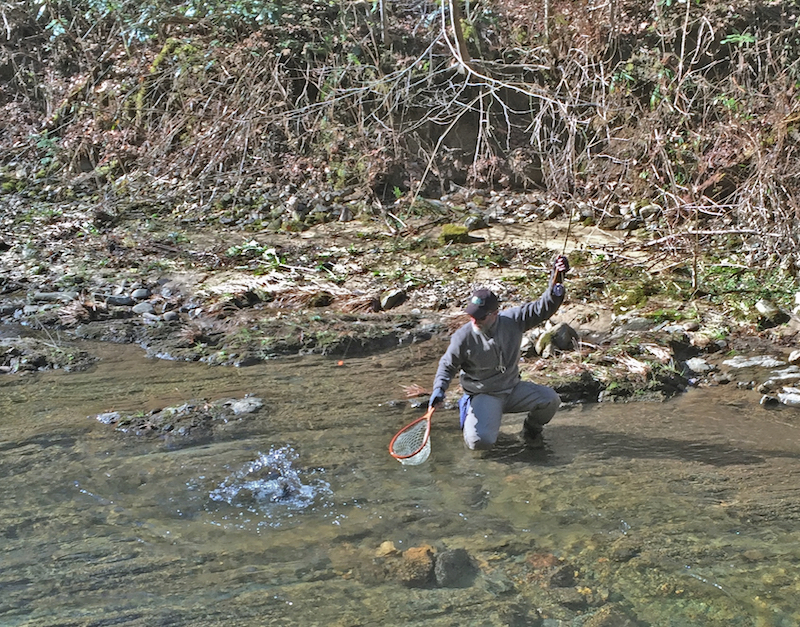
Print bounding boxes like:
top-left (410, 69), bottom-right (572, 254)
top-left (470, 310), bottom-right (498, 332)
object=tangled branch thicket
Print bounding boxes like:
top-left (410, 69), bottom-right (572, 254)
top-left (2, 0), bottom-right (800, 265)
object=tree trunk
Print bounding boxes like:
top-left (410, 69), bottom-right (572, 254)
top-left (449, 0), bottom-right (472, 64)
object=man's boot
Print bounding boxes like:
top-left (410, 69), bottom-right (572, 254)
top-left (521, 418), bottom-right (544, 449)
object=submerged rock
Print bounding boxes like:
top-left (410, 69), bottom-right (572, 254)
top-left (375, 541), bottom-right (401, 558)
top-left (548, 563), bottom-right (578, 588)
top-left (434, 548), bottom-right (478, 587)
top-left (394, 545), bottom-right (435, 587)
top-left (91, 395), bottom-right (264, 439)
top-left (583, 606), bottom-right (639, 627)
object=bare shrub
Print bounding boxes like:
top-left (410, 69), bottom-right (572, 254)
top-left (2, 0), bottom-right (799, 264)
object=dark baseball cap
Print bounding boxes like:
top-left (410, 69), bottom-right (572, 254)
top-left (464, 289), bottom-right (499, 319)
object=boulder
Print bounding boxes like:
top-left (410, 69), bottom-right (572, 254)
top-left (380, 288), bottom-right (406, 311)
top-left (551, 321), bottom-right (579, 351)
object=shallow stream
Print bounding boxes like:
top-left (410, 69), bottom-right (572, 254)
top-left (2, 339), bottom-right (800, 626)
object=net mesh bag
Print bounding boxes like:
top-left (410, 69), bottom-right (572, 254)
top-left (390, 417), bottom-right (431, 465)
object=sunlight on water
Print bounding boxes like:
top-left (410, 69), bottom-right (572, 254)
top-left (2, 340), bottom-right (800, 626)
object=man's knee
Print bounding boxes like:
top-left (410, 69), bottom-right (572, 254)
top-left (464, 430), bottom-right (496, 450)
top-left (526, 388), bottom-right (561, 426)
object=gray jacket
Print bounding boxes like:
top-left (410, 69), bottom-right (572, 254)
top-left (432, 285), bottom-right (564, 397)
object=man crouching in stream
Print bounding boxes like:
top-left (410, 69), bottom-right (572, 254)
top-left (428, 256), bottom-right (569, 450)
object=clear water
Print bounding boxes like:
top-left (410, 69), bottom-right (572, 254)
top-left (2, 340), bottom-right (800, 626)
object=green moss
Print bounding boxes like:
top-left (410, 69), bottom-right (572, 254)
top-left (151, 38), bottom-right (183, 72)
top-left (644, 308), bottom-right (689, 323)
top-left (615, 285), bottom-right (647, 311)
top-left (314, 330), bottom-right (341, 352)
top-left (135, 38), bottom-right (202, 124)
top-left (95, 159), bottom-right (120, 180)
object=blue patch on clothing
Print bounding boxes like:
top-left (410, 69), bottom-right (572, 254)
top-left (458, 394), bottom-right (471, 430)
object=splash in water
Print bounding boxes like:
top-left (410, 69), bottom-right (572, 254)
top-left (207, 447), bottom-right (331, 528)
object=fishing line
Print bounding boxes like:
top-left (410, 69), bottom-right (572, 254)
top-left (548, 206), bottom-right (572, 285)
top-left (560, 205), bottom-right (572, 255)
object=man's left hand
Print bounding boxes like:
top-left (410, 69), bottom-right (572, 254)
top-left (552, 255), bottom-right (570, 284)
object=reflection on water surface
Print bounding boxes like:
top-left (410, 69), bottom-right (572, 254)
top-left (1, 341), bottom-right (800, 626)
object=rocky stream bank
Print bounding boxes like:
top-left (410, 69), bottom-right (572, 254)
top-left (3, 186), bottom-right (800, 431)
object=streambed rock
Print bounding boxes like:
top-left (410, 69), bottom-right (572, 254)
top-left (548, 563), bottom-right (578, 587)
top-left (434, 548), bottom-right (478, 587)
top-left (776, 390), bottom-right (800, 407)
top-left (132, 301), bottom-right (156, 315)
top-left (755, 366), bottom-right (800, 393)
top-left (0, 337), bottom-right (96, 373)
top-left (105, 295), bottom-right (136, 306)
top-left (366, 542), bottom-right (480, 588)
top-left (394, 545), bottom-right (436, 587)
top-left (91, 395), bottom-right (264, 440)
top-left (30, 291), bottom-right (80, 303)
top-left (582, 606), bottom-right (639, 627)
top-left (685, 357), bottom-right (714, 374)
top-left (717, 360), bottom-right (800, 409)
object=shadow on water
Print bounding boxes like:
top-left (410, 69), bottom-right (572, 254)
top-left (482, 425), bottom-right (770, 467)
top-left (0, 432), bottom-right (78, 453)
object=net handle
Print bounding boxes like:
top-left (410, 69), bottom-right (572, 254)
top-left (388, 406), bottom-right (434, 460)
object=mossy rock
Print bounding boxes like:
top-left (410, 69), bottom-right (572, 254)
top-left (439, 223), bottom-right (480, 244)
top-left (615, 286), bottom-right (647, 310)
top-left (281, 219), bottom-right (309, 232)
